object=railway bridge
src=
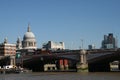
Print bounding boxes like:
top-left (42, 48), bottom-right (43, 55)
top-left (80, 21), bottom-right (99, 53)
top-left (1, 49), bottom-right (120, 72)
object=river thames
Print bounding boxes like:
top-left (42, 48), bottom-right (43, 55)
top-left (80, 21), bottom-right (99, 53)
top-left (0, 72), bottom-right (120, 80)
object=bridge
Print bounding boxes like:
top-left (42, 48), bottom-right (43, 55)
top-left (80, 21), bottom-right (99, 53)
top-left (1, 49), bottom-right (120, 72)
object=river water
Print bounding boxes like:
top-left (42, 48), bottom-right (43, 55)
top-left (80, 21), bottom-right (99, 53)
top-left (0, 72), bottom-right (120, 80)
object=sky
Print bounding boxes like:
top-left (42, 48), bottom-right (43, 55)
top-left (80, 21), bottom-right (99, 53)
top-left (0, 0), bottom-right (120, 49)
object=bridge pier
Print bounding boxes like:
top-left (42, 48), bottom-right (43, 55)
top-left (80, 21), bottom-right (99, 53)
top-left (76, 49), bottom-right (88, 72)
top-left (88, 62), bottom-right (110, 72)
top-left (64, 59), bottom-right (69, 70)
top-left (59, 59), bottom-right (64, 70)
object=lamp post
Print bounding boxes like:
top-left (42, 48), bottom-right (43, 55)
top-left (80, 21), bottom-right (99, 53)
top-left (81, 39), bottom-right (83, 49)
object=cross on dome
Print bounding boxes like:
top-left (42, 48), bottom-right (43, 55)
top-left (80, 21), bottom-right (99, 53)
top-left (27, 23), bottom-right (31, 32)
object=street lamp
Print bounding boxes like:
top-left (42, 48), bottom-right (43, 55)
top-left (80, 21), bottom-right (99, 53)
top-left (80, 39), bottom-right (84, 49)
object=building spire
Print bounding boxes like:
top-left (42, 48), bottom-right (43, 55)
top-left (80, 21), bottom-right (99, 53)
top-left (4, 37), bottom-right (8, 44)
top-left (27, 23), bottom-right (31, 32)
top-left (17, 36), bottom-right (21, 43)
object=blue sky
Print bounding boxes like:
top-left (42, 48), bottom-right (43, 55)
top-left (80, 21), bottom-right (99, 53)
top-left (0, 0), bottom-right (120, 49)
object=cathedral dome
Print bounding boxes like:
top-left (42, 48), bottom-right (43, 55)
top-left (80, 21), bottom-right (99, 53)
top-left (24, 32), bottom-right (35, 39)
top-left (22, 24), bottom-right (37, 49)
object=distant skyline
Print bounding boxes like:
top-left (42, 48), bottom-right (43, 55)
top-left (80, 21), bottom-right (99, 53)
top-left (0, 0), bottom-right (120, 49)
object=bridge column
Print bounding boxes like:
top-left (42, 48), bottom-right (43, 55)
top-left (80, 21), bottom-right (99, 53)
top-left (59, 59), bottom-right (64, 70)
top-left (64, 59), bottom-right (69, 70)
top-left (76, 49), bottom-right (88, 72)
top-left (10, 56), bottom-right (16, 66)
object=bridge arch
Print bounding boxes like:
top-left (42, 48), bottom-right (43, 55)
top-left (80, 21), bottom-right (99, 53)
top-left (88, 51), bottom-right (120, 72)
top-left (20, 53), bottom-right (80, 72)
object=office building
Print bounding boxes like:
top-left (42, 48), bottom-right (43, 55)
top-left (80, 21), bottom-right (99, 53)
top-left (101, 33), bottom-right (118, 49)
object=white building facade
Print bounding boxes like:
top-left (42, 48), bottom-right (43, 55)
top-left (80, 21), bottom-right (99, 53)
top-left (43, 41), bottom-right (65, 50)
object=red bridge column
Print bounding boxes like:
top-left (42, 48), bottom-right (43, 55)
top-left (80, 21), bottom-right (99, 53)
top-left (64, 59), bottom-right (69, 70)
top-left (59, 59), bottom-right (64, 70)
